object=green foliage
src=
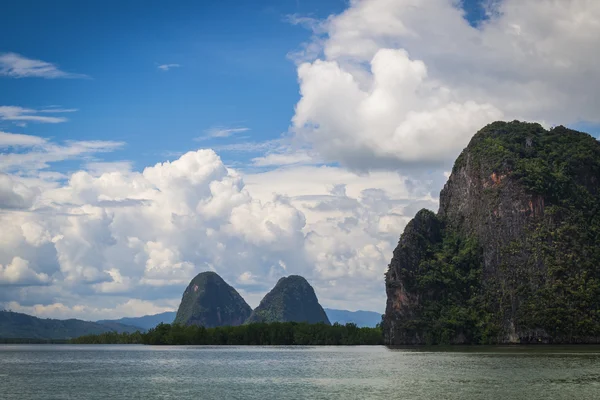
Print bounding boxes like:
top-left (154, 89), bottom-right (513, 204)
top-left (400, 232), bottom-right (488, 344)
top-left (468, 121), bottom-right (600, 200)
top-left (471, 122), bottom-right (600, 340)
top-left (71, 322), bottom-right (383, 345)
top-left (394, 121), bottom-right (600, 344)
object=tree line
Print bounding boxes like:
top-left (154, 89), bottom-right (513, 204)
top-left (70, 322), bottom-right (383, 345)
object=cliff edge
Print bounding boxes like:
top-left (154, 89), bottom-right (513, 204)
top-left (383, 121), bottom-right (600, 344)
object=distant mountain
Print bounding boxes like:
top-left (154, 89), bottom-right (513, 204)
top-left (324, 308), bottom-right (382, 327)
top-left (0, 310), bottom-right (140, 340)
top-left (174, 271), bottom-right (252, 327)
top-left (97, 311), bottom-right (176, 331)
top-left (98, 309), bottom-right (382, 330)
top-left (246, 275), bottom-right (330, 325)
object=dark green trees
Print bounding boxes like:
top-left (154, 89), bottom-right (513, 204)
top-left (71, 322), bottom-right (383, 345)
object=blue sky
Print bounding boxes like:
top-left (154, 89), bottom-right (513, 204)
top-left (1, 0), bottom-right (599, 319)
top-left (0, 0), bottom-right (350, 170)
top-left (0, 0), bottom-right (503, 172)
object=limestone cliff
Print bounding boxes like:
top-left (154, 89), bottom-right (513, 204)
top-left (174, 271), bottom-right (252, 328)
top-left (383, 121), bottom-right (600, 344)
top-left (246, 275), bottom-right (330, 325)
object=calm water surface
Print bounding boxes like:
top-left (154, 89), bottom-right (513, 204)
top-left (1, 345), bottom-right (599, 399)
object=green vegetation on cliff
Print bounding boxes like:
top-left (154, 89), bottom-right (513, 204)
top-left (174, 272), bottom-right (252, 328)
top-left (384, 121), bottom-right (600, 345)
top-left (70, 322), bottom-right (382, 345)
top-left (246, 275), bottom-right (330, 325)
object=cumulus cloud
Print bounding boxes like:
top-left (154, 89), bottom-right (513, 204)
top-left (0, 53), bottom-right (87, 79)
top-left (4, 0), bottom-right (599, 319)
top-left (0, 149), bottom-right (307, 315)
top-left (290, 0), bottom-right (600, 171)
top-left (294, 50), bottom-right (502, 169)
top-left (244, 165), bottom-right (440, 311)
top-left (0, 142), bottom-right (438, 316)
top-left (83, 161), bottom-right (134, 176)
top-left (0, 257), bottom-right (50, 286)
top-left (0, 173), bottom-right (39, 209)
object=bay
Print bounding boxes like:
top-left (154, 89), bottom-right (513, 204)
top-left (1, 345), bottom-right (599, 399)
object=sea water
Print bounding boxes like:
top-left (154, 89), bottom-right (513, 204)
top-left (1, 345), bottom-right (599, 399)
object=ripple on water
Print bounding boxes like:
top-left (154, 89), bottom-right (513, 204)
top-left (1, 345), bottom-right (600, 400)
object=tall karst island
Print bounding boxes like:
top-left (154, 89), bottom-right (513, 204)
top-left (247, 275), bottom-right (330, 325)
top-left (174, 271), bottom-right (252, 328)
top-left (174, 272), bottom-right (330, 327)
top-left (383, 121), bottom-right (600, 345)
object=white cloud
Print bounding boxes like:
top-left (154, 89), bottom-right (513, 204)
top-left (244, 165), bottom-right (440, 312)
top-left (0, 149), bottom-right (305, 311)
top-left (294, 51), bottom-right (502, 170)
top-left (0, 173), bottom-right (39, 209)
top-left (0, 53), bottom-right (88, 79)
top-left (290, 0), bottom-right (600, 171)
top-left (0, 106), bottom-right (72, 124)
top-left (251, 151), bottom-right (315, 167)
top-left (0, 145), bottom-right (436, 316)
top-left (139, 241), bottom-right (196, 287)
top-left (5, 299), bottom-right (176, 320)
top-left (0, 131), bottom-right (47, 147)
top-left (0, 257), bottom-right (50, 286)
top-left (84, 161), bottom-right (134, 176)
top-left (0, 131), bottom-right (124, 172)
top-left (4, 0), bottom-right (599, 320)
top-left (285, 14), bottom-right (327, 64)
top-left (197, 126), bottom-right (250, 140)
top-left (157, 63), bottom-right (181, 71)
top-left (211, 139), bottom-right (281, 153)
top-left (38, 107), bottom-right (78, 113)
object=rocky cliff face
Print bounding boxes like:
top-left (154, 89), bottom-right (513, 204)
top-left (174, 271), bottom-right (252, 328)
top-left (384, 121), bottom-right (600, 344)
top-left (246, 275), bottom-right (330, 325)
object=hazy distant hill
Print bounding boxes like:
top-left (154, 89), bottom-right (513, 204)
top-left (246, 275), bottom-right (330, 325)
top-left (97, 311), bottom-right (176, 331)
top-left (0, 310), bottom-right (140, 339)
top-left (324, 309), bottom-right (382, 327)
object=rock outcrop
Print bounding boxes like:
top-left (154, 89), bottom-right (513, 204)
top-left (174, 271), bottom-right (252, 327)
top-left (383, 121), bottom-right (600, 344)
top-left (246, 275), bottom-right (330, 325)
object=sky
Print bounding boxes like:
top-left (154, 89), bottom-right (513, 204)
top-left (1, 0), bottom-right (599, 320)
